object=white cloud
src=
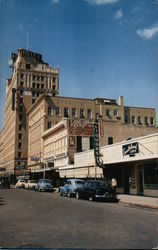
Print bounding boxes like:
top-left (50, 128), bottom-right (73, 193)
top-left (85, 0), bottom-right (118, 5)
top-left (51, 0), bottom-right (60, 4)
top-left (137, 23), bottom-right (158, 39)
top-left (113, 9), bottom-right (123, 19)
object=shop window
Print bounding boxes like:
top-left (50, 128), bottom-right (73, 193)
top-left (108, 137), bottom-right (113, 145)
top-left (144, 163), bottom-right (158, 189)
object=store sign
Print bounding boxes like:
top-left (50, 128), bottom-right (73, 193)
top-left (93, 120), bottom-right (104, 169)
top-left (31, 157), bottom-right (39, 162)
top-left (122, 142), bottom-right (139, 156)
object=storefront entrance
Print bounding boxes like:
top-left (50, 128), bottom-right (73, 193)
top-left (137, 164), bottom-right (144, 196)
top-left (123, 166), bottom-right (130, 194)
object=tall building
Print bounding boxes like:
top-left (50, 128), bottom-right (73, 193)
top-left (0, 49), bottom-right (59, 182)
top-left (0, 48), bottom-right (157, 183)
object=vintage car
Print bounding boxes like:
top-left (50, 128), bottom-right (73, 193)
top-left (25, 180), bottom-right (37, 190)
top-left (15, 179), bottom-right (26, 189)
top-left (75, 180), bottom-right (117, 202)
top-left (35, 179), bottom-right (53, 192)
top-left (59, 179), bottom-right (85, 197)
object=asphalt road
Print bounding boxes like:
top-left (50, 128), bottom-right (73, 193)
top-left (0, 189), bottom-right (158, 249)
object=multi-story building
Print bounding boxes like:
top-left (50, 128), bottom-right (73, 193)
top-left (27, 94), bottom-right (158, 184)
top-left (0, 48), bottom-right (158, 184)
top-left (0, 48), bottom-right (59, 182)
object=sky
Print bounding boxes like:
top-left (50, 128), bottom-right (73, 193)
top-left (0, 0), bottom-right (158, 131)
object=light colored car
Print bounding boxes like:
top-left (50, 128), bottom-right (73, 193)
top-left (15, 179), bottom-right (26, 189)
top-left (25, 180), bottom-right (37, 190)
top-left (59, 179), bottom-right (85, 197)
top-left (35, 179), bottom-right (53, 192)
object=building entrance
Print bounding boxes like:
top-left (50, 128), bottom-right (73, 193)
top-left (138, 165), bottom-right (144, 196)
top-left (123, 167), bottom-right (130, 194)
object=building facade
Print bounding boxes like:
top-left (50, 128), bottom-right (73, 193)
top-left (27, 93), bottom-right (158, 185)
top-left (0, 49), bottom-right (59, 182)
top-left (59, 133), bottom-right (158, 197)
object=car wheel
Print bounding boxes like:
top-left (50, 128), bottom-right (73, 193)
top-left (89, 196), bottom-right (94, 202)
top-left (76, 192), bottom-right (80, 199)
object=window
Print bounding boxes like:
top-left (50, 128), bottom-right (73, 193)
top-left (32, 98), bottom-right (35, 104)
top-left (56, 107), bottom-right (60, 116)
top-left (113, 110), bottom-right (118, 117)
top-left (20, 74), bottom-right (24, 80)
top-left (64, 107), bottom-right (69, 117)
top-left (18, 133), bottom-right (22, 140)
top-left (53, 77), bottom-right (56, 83)
top-left (33, 75), bottom-right (36, 81)
top-left (19, 106), bottom-right (23, 113)
top-left (80, 109), bottom-right (84, 118)
top-left (144, 117), bottom-right (148, 126)
top-left (37, 83), bottom-right (40, 89)
top-left (150, 117), bottom-right (154, 126)
top-left (20, 82), bottom-right (23, 87)
top-left (53, 85), bottom-right (56, 91)
top-left (19, 124), bottom-right (22, 130)
top-left (131, 116), bottom-right (135, 124)
top-left (37, 76), bottom-right (40, 81)
top-left (41, 76), bottom-right (44, 82)
top-left (125, 115), bottom-right (129, 124)
top-left (18, 142), bottom-right (22, 149)
top-left (18, 152), bottom-right (21, 158)
top-left (87, 109), bottom-right (92, 118)
top-left (106, 109), bottom-right (110, 116)
top-left (72, 108), bottom-right (76, 118)
top-left (26, 64), bottom-right (30, 69)
top-left (48, 107), bottom-right (52, 116)
top-left (41, 84), bottom-right (44, 89)
top-left (90, 137), bottom-right (94, 149)
top-left (32, 83), bottom-right (36, 88)
top-left (20, 90), bottom-right (23, 95)
top-left (138, 116), bottom-right (142, 125)
top-left (47, 121), bottom-right (52, 129)
top-left (144, 163), bottom-right (158, 189)
top-left (77, 136), bottom-right (82, 152)
top-left (37, 91), bottom-right (39, 97)
top-left (19, 114), bottom-right (22, 120)
top-left (46, 77), bottom-right (48, 88)
top-left (32, 91), bottom-right (35, 97)
top-left (108, 137), bottom-right (113, 145)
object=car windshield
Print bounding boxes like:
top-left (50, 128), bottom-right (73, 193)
top-left (42, 180), bottom-right (52, 184)
top-left (29, 180), bottom-right (37, 183)
top-left (90, 182), bottom-right (107, 188)
top-left (75, 181), bottom-right (84, 185)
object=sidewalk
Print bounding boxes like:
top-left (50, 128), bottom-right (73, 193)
top-left (117, 194), bottom-right (158, 210)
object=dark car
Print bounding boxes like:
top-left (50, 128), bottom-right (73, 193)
top-left (0, 178), bottom-right (10, 189)
top-left (75, 180), bottom-right (116, 202)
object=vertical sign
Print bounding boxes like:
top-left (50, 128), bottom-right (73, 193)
top-left (93, 120), bottom-right (104, 169)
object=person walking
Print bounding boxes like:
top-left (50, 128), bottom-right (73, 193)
top-left (111, 177), bottom-right (117, 195)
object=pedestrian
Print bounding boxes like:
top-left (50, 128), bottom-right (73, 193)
top-left (111, 177), bottom-right (117, 195)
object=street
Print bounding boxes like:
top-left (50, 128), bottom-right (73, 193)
top-left (0, 189), bottom-right (158, 249)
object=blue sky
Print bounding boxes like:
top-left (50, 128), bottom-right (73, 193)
top-left (0, 0), bottom-right (158, 131)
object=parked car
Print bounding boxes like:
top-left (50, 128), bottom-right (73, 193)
top-left (35, 179), bottom-right (53, 192)
top-left (75, 180), bottom-right (117, 202)
top-left (0, 178), bottom-right (10, 189)
top-left (59, 179), bottom-right (85, 197)
top-left (25, 180), bottom-right (37, 190)
top-left (15, 179), bottom-right (26, 189)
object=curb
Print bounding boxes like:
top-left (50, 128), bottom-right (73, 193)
top-left (119, 201), bottom-right (158, 210)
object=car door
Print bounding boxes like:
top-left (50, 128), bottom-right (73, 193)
top-left (64, 181), bottom-right (70, 194)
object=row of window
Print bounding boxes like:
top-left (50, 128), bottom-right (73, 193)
top-left (47, 106), bottom-right (92, 119)
top-left (17, 74), bottom-right (57, 90)
top-left (126, 116), bottom-right (154, 126)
